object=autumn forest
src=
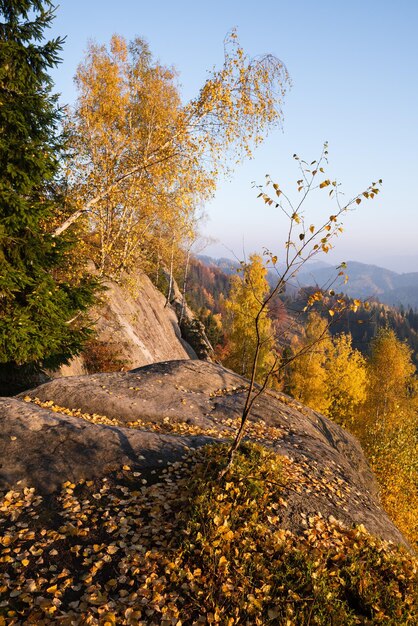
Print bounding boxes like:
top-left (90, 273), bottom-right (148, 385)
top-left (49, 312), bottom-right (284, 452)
top-left (0, 1), bottom-right (417, 624)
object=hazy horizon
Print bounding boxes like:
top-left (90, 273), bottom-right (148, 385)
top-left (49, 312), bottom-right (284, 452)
top-left (199, 245), bottom-right (418, 275)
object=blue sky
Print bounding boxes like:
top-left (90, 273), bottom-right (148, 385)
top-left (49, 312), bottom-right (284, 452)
top-left (48, 0), bottom-right (418, 272)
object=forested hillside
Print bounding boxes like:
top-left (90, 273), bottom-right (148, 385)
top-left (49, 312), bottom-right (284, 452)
top-left (193, 255), bottom-right (418, 362)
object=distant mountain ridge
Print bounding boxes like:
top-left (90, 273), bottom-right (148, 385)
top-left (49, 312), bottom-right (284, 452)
top-left (198, 256), bottom-right (418, 309)
top-left (296, 261), bottom-right (418, 308)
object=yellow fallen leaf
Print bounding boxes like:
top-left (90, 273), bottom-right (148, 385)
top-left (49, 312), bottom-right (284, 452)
top-left (218, 555), bottom-right (228, 568)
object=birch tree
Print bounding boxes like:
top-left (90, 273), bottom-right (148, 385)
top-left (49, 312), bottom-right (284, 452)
top-left (57, 33), bottom-right (290, 279)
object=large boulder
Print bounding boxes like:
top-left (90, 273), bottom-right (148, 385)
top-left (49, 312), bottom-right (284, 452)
top-left (0, 360), bottom-right (405, 547)
top-left (64, 272), bottom-right (197, 373)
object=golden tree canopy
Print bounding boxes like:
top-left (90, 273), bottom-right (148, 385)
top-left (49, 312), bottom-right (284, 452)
top-left (58, 33), bottom-right (290, 278)
top-left (367, 327), bottom-right (415, 421)
top-left (287, 312), bottom-right (333, 415)
top-left (223, 254), bottom-right (276, 381)
top-left (325, 333), bottom-right (367, 427)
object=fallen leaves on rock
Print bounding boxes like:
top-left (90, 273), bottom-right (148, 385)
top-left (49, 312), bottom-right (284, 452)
top-left (24, 395), bottom-right (288, 443)
top-left (1, 443), bottom-right (417, 625)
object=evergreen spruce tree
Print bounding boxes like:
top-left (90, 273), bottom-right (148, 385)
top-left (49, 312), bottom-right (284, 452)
top-left (0, 0), bottom-right (96, 392)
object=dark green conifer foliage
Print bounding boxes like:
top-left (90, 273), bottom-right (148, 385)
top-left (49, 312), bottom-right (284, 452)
top-left (0, 0), bottom-right (96, 382)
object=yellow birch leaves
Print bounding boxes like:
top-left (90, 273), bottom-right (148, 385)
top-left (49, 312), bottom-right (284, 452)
top-left (67, 32), bottom-right (290, 279)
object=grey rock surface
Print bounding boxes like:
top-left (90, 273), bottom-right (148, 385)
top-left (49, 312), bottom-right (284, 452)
top-left (53, 271), bottom-right (196, 379)
top-left (0, 360), bottom-right (406, 547)
top-left (0, 396), bottom-right (213, 493)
